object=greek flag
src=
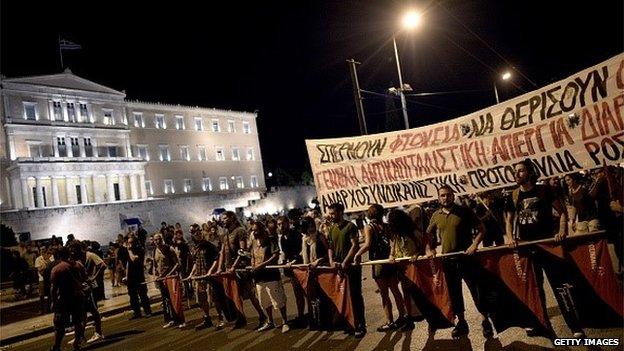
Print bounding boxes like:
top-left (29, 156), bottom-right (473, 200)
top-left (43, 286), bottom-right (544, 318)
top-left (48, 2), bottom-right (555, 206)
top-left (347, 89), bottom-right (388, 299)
top-left (59, 38), bottom-right (81, 50)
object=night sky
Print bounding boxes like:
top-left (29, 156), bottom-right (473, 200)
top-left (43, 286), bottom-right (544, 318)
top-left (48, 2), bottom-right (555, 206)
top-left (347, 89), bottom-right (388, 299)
top-left (2, 1), bottom-right (622, 179)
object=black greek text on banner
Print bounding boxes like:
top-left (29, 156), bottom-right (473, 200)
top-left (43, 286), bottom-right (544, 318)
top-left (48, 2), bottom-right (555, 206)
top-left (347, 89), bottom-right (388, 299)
top-left (306, 53), bottom-right (624, 213)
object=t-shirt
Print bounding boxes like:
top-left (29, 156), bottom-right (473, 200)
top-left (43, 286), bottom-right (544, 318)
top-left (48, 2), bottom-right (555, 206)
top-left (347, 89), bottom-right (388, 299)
top-left (569, 186), bottom-right (598, 222)
top-left (278, 229), bottom-right (303, 264)
top-left (427, 205), bottom-right (479, 254)
top-left (223, 225), bottom-right (248, 268)
top-left (251, 238), bottom-right (280, 282)
top-left (368, 222), bottom-right (391, 261)
top-left (154, 245), bottom-right (178, 277)
top-left (35, 255), bottom-right (49, 282)
top-left (192, 241), bottom-right (219, 276)
top-left (504, 186), bottom-right (555, 241)
top-left (126, 247), bottom-right (146, 284)
top-left (390, 235), bottom-right (420, 258)
top-left (50, 261), bottom-right (85, 308)
top-left (85, 251), bottom-right (104, 278)
top-left (328, 221), bottom-right (358, 263)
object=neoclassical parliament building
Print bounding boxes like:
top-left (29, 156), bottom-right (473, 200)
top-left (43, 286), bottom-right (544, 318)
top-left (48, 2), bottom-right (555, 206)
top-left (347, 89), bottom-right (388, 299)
top-left (0, 69), bottom-right (266, 237)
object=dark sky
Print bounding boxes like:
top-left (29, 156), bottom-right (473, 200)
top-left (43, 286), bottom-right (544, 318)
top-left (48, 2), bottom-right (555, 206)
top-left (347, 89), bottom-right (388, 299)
top-left (2, 1), bottom-right (622, 178)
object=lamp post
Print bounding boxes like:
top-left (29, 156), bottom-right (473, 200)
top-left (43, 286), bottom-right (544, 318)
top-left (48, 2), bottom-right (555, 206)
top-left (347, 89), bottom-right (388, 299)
top-left (393, 10), bottom-right (422, 130)
top-left (493, 71), bottom-right (512, 104)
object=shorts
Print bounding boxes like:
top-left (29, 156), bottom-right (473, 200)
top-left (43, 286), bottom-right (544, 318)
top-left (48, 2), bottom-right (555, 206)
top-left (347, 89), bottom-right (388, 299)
top-left (372, 264), bottom-right (397, 280)
top-left (236, 272), bottom-right (256, 301)
top-left (575, 219), bottom-right (601, 234)
top-left (53, 302), bottom-right (84, 328)
top-left (255, 280), bottom-right (287, 310)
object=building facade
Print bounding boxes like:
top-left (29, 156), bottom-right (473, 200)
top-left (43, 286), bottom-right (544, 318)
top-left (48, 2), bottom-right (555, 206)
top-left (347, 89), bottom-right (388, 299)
top-left (0, 69), bottom-right (265, 216)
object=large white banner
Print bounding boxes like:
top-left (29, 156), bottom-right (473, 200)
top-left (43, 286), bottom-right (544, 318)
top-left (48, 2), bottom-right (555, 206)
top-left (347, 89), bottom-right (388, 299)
top-left (306, 54), bottom-right (624, 213)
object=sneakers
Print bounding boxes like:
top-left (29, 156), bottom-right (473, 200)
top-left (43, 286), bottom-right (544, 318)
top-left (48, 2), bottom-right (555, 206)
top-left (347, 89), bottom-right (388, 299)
top-left (87, 333), bottom-right (104, 344)
top-left (216, 320), bottom-right (225, 330)
top-left (572, 330), bottom-right (586, 339)
top-left (482, 319), bottom-right (494, 338)
top-left (451, 320), bottom-right (469, 338)
top-left (376, 322), bottom-right (396, 332)
top-left (281, 324), bottom-right (290, 333)
top-left (254, 317), bottom-right (268, 331)
top-left (162, 321), bottom-right (176, 329)
top-left (354, 328), bottom-right (367, 339)
top-left (178, 323), bottom-right (187, 329)
top-left (195, 318), bottom-right (214, 331)
top-left (257, 322), bottom-right (275, 332)
top-left (66, 336), bottom-right (86, 346)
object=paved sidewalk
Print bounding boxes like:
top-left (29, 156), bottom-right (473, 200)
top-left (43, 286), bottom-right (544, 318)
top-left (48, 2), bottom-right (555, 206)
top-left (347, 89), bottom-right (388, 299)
top-left (0, 278), bottom-right (161, 346)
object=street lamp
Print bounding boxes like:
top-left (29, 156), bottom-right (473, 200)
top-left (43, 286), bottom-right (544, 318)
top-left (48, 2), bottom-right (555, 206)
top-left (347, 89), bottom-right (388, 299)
top-left (393, 10), bottom-right (423, 130)
top-left (493, 71), bottom-right (512, 104)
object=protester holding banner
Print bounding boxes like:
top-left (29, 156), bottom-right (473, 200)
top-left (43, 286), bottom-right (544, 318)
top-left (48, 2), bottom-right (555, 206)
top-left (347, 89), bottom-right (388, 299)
top-left (386, 208), bottom-right (427, 331)
top-left (153, 233), bottom-right (185, 329)
top-left (426, 185), bottom-right (491, 338)
top-left (276, 216), bottom-right (306, 327)
top-left (188, 224), bottom-right (224, 330)
top-left (327, 203), bottom-right (366, 338)
top-left (217, 211), bottom-right (267, 330)
top-left (300, 216), bottom-right (328, 267)
top-left (504, 159), bottom-right (586, 338)
top-left (355, 204), bottom-right (409, 333)
top-left (250, 222), bottom-right (290, 333)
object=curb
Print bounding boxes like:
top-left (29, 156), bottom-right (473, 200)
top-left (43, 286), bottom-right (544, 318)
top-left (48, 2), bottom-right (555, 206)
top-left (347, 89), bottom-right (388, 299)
top-left (0, 296), bottom-right (162, 346)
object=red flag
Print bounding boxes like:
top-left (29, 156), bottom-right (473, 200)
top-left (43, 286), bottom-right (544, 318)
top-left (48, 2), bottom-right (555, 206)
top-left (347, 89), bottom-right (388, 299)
top-left (535, 236), bottom-right (622, 328)
top-left (292, 267), bottom-right (357, 330)
top-left (476, 249), bottom-right (549, 332)
top-left (164, 276), bottom-right (185, 323)
top-left (399, 258), bottom-right (455, 329)
top-left (212, 272), bottom-right (245, 320)
top-left (566, 238), bottom-right (623, 318)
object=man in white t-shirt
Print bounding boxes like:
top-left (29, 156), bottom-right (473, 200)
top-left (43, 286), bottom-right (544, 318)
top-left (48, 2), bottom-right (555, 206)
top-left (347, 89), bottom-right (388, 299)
top-left (35, 248), bottom-right (52, 314)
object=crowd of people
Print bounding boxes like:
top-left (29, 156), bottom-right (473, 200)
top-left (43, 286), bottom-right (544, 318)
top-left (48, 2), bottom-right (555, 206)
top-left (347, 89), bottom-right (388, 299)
top-left (5, 160), bottom-right (623, 350)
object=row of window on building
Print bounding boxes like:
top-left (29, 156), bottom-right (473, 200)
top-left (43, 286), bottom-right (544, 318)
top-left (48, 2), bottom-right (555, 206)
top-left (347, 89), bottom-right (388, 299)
top-left (132, 113), bottom-right (251, 133)
top-left (148, 175), bottom-right (260, 195)
top-left (140, 144), bottom-right (255, 162)
top-left (21, 101), bottom-right (253, 134)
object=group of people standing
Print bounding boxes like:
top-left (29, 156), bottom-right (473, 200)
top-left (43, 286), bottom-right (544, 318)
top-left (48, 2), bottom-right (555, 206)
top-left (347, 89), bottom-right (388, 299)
top-left (144, 159), bottom-right (622, 342)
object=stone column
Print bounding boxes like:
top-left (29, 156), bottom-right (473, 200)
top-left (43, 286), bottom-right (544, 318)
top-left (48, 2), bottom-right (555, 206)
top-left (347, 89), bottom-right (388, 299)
top-left (139, 173), bottom-right (147, 198)
top-left (80, 176), bottom-right (88, 204)
top-left (10, 178), bottom-right (20, 208)
top-left (129, 174), bottom-right (139, 200)
top-left (53, 136), bottom-right (60, 157)
top-left (67, 139), bottom-right (74, 158)
top-left (119, 174), bottom-right (127, 200)
top-left (8, 133), bottom-right (17, 160)
top-left (62, 102), bottom-right (68, 122)
top-left (92, 140), bottom-right (99, 158)
top-left (51, 177), bottom-right (60, 206)
top-left (106, 174), bottom-right (115, 202)
top-left (126, 139), bottom-right (133, 158)
top-left (92, 174), bottom-right (101, 203)
top-left (20, 178), bottom-right (30, 208)
top-left (79, 139), bottom-right (86, 157)
top-left (65, 176), bottom-right (75, 205)
top-left (35, 177), bottom-right (44, 208)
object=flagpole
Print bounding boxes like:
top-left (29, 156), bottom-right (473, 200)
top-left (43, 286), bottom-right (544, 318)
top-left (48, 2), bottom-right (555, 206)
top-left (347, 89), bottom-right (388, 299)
top-left (59, 36), bottom-right (64, 69)
top-left (359, 230), bottom-right (607, 265)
